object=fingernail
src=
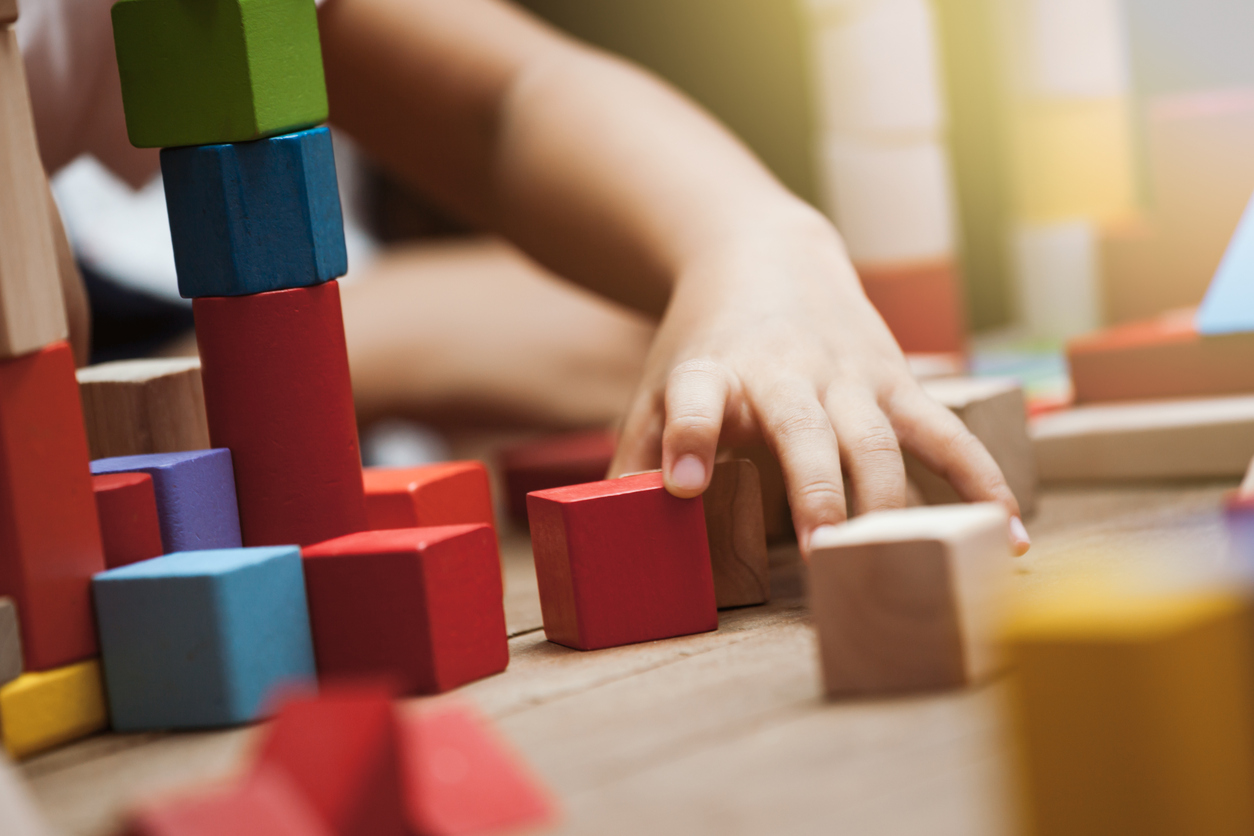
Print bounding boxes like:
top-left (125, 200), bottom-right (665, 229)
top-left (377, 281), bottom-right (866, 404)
top-left (670, 455), bottom-right (706, 492)
top-left (1010, 516), bottom-right (1031, 556)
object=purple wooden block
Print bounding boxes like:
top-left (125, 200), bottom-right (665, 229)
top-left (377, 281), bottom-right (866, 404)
top-left (91, 449), bottom-right (242, 552)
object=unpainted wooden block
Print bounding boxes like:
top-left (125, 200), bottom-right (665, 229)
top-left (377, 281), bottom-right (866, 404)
top-left (0, 659), bottom-right (108, 759)
top-left (76, 357), bottom-right (210, 460)
top-left (704, 460), bottom-right (770, 609)
top-left (809, 503), bottom-right (1011, 697)
top-left (126, 768), bottom-right (330, 836)
top-left (0, 751), bottom-right (54, 836)
top-left (1006, 588), bottom-right (1254, 836)
top-left (907, 377), bottom-right (1037, 515)
top-left (364, 461), bottom-right (495, 531)
top-left (527, 472), bottom-right (717, 650)
top-left (1, 0), bottom-right (18, 26)
top-left (1032, 394), bottom-right (1254, 482)
top-left (730, 444), bottom-right (792, 542)
top-left (0, 598), bottom-right (19, 687)
top-left (0, 28), bottom-right (66, 359)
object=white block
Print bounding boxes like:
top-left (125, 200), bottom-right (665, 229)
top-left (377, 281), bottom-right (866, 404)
top-left (1013, 220), bottom-right (1102, 340)
top-left (998, 0), bottom-right (1129, 99)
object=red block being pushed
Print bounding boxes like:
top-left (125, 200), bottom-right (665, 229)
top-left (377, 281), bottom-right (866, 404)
top-left (0, 341), bottom-right (105, 671)
top-left (363, 462), bottom-right (495, 532)
top-left (402, 703), bottom-right (557, 836)
top-left (194, 281), bottom-right (367, 547)
top-left (526, 472), bottom-right (717, 650)
top-left (123, 767), bottom-right (330, 836)
top-left (92, 473), bottom-right (164, 569)
top-left (301, 525), bottom-right (508, 694)
top-left (498, 430), bottom-right (616, 525)
top-left (254, 685), bottom-right (407, 836)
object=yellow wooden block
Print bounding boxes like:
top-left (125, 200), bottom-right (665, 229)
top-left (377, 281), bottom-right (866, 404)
top-left (0, 660), bottom-right (108, 760)
top-left (1007, 588), bottom-right (1254, 836)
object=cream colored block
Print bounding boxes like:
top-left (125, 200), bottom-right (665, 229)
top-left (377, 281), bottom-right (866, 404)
top-left (77, 357), bottom-right (210, 459)
top-left (1013, 220), bottom-right (1102, 339)
top-left (1008, 0), bottom-right (1128, 98)
top-left (810, 503), bottom-right (1011, 697)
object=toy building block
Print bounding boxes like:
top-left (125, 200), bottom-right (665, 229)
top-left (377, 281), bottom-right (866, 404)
top-left (92, 473), bottom-right (164, 569)
top-left (194, 281), bottom-right (367, 547)
top-left (1031, 394), bottom-right (1254, 482)
top-left (857, 259), bottom-right (967, 354)
top-left (1, 0), bottom-right (17, 26)
top-left (0, 752), bottom-right (55, 836)
top-left (906, 377), bottom-right (1037, 515)
top-left (125, 768), bottom-right (331, 836)
top-left (498, 430), bottom-right (616, 525)
top-left (1067, 307), bottom-right (1254, 403)
top-left (809, 503), bottom-right (1011, 697)
top-left (363, 461), bottom-right (495, 532)
top-left (1006, 587), bottom-right (1254, 836)
top-left (401, 703), bottom-right (557, 836)
top-left (91, 449), bottom-right (242, 554)
top-left (92, 547), bottom-right (316, 731)
top-left (110, 0), bottom-right (327, 149)
top-left (76, 358), bottom-right (210, 460)
top-left (0, 28), bottom-right (66, 359)
top-left (0, 341), bottom-right (105, 671)
top-left (1198, 188), bottom-right (1254, 336)
top-left (0, 659), bottom-right (108, 759)
top-left (254, 685), bottom-right (408, 836)
top-left (301, 525), bottom-right (508, 695)
top-left (703, 459), bottom-right (769, 609)
top-left (0, 598), bottom-right (20, 687)
top-left (731, 444), bottom-right (793, 542)
top-left (162, 127), bottom-right (347, 299)
top-left (527, 472), bottom-right (718, 650)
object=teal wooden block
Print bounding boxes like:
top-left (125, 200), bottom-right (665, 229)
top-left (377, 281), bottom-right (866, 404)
top-left (111, 0), bottom-right (328, 149)
top-left (92, 547), bottom-right (316, 731)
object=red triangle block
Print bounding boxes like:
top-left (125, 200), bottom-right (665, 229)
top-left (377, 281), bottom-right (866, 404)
top-left (124, 768), bottom-right (330, 836)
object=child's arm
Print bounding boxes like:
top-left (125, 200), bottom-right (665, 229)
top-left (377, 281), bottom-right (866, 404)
top-left (318, 0), bottom-right (1029, 555)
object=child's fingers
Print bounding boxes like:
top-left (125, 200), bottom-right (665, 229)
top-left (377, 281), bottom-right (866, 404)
top-left (823, 389), bottom-right (906, 516)
top-left (608, 391), bottom-right (664, 478)
top-left (661, 360), bottom-right (732, 497)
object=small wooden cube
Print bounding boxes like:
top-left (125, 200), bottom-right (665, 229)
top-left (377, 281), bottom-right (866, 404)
top-left (301, 526), bottom-right (508, 695)
top-left (809, 503), bottom-right (1011, 697)
top-left (499, 430), bottom-right (616, 525)
top-left (704, 460), bottom-right (769, 609)
top-left (91, 473), bottom-right (165, 570)
top-left (125, 768), bottom-right (329, 836)
top-left (364, 461), bottom-right (495, 532)
top-left (0, 660), bottom-right (108, 759)
top-left (76, 357), bottom-right (209, 460)
top-left (0, 0), bottom-right (18, 25)
top-left (0, 598), bottom-right (20, 687)
top-left (527, 472), bottom-right (718, 650)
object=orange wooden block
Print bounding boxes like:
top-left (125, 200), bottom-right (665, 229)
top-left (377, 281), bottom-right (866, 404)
top-left (858, 259), bottom-right (967, 354)
top-left (363, 462), bottom-right (494, 532)
top-left (1067, 307), bottom-right (1254, 403)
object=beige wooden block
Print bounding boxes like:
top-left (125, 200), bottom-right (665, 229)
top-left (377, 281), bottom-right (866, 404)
top-left (0, 752), bottom-right (53, 836)
top-left (906, 377), bottom-right (1037, 515)
top-left (1, 0), bottom-right (18, 25)
top-left (0, 28), bottom-right (66, 358)
top-left (728, 445), bottom-right (792, 542)
top-left (0, 599), bottom-right (19, 688)
top-left (809, 503), bottom-right (1011, 697)
top-left (703, 459), bottom-right (770, 609)
top-left (77, 357), bottom-right (210, 459)
top-left (1032, 394), bottom-right (1254, 483)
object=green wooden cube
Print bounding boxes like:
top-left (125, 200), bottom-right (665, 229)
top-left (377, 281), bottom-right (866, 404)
top-left (111, 0), bottom-right (329, 149)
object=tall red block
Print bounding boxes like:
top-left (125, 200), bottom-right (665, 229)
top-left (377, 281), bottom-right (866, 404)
top-left (124, 768), bottom-right (330, 836)
top-left (526, 472), bottom-right (718, 650)
top-left (498, 430), bottom-right (616, 525)
top-left (92, 473), bottom-right (164, 569)
top-left (301, 525), bottom-right (508, 694)
top-left (194, 281), bottom-right (367, 546)
top-left (0, 341), bottom-right (104, 670)
top-left (363, 462), bottom-right (494, 532)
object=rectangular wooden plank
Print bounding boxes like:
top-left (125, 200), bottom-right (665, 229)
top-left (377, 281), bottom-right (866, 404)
top-left (76, 358), bottom-right (209, 460)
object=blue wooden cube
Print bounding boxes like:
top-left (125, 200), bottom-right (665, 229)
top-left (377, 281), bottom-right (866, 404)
top-left (161, 126), bottom-right (347, 299)
top-left (93, 547), bottom-right (317, 731)
top-left (91, 449), bottom-right (242, 553)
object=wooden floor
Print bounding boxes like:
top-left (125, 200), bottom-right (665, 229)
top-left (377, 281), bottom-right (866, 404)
top-left (19, 481), bottom-right (1239, 836)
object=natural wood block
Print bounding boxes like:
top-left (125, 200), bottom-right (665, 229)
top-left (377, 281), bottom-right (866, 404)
top-left (1007, 588), bottom-right (1254, 836)
top-left (195, 281), bottom-right (367, 547)
top-left (0, 598), bottom-right (19, 687)
top-left (0, 751), bottom-right (54, 836)
top-left (302, 526), bottom-right (508, 695)
top-left (0, 0), bottom-right (17, 26)
top-left (499, 430), bottom-right (616, 526)
top-left (731, 444), bottom-right (792, 542)
top-left (810, 503), bottom-right (1011, 697)
top-left (0, 659), bottom-right (108, 760)
top-left (0, 28), bottom-right (66, 359)
top-left (76, 357), bottom-right (210, 460)
top-left (1032, 394), bottom-right (1254, 482)
top-left (0, 342), bottom-right (105, 671)
top-left (527, 472), bottom-right (718, 651)
top-left (363, 461), bottom-right (495, 532)
top-left (907, 377), bottom-right (1037, 515)
top-left (858, 259), bottom-right (967, 354)
top-left (125, 768), bottom-right (330, 836)
top-left (91, 473), bottom-right (164, 570)
top-left (704, 460), bottom-right (769, 609)
top-left (1068, 307), bottom-right (1254, 403)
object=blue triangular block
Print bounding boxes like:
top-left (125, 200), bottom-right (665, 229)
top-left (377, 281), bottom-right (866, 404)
top-left (1198, 188), bottom-right (1254, 335)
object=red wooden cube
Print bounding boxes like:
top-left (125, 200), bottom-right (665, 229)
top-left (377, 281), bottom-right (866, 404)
top-left (301, 526), bottom-right (508, 694)
top-left (92, 473), bottom-right (165, 569)
top-left (498, 430), bottom-right (616, 525)
top-left (363, 462), bottom-right (494, 532)
top-left (526, 472), bottom-right (718, 650)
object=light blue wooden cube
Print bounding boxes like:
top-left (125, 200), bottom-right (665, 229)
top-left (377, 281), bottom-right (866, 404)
top-left (92, 547), bottom-right (316, 731)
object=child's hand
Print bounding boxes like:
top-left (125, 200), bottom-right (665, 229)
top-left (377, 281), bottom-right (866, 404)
top-left (608, 206), bottom-right (1030, 557)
